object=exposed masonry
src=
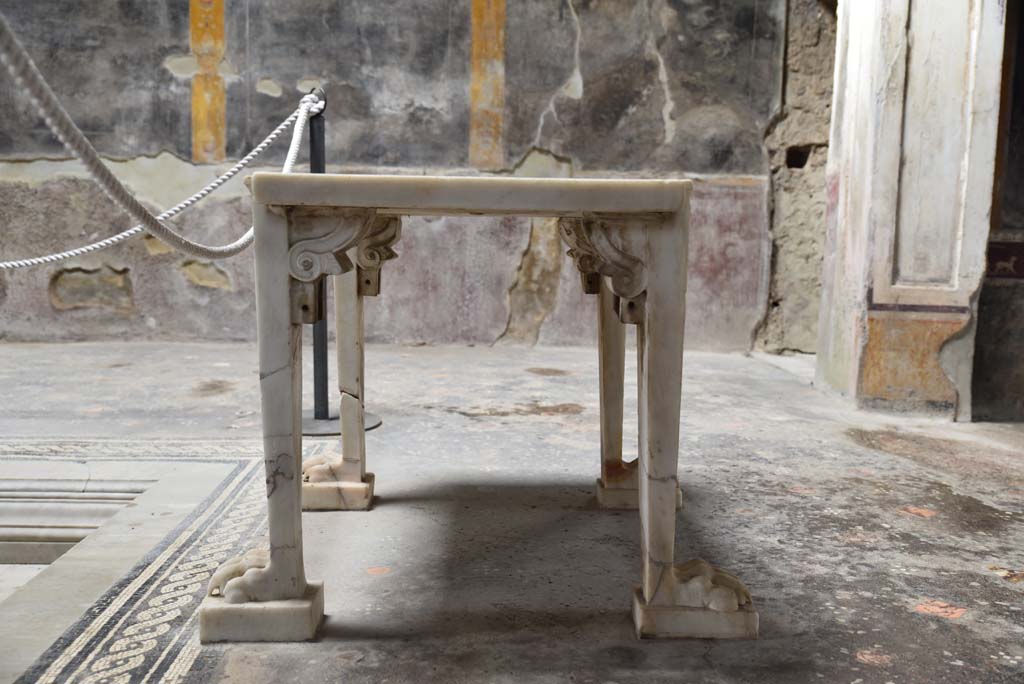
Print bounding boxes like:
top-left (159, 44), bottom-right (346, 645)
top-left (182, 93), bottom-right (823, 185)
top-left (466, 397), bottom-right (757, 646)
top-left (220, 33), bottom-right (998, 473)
top-left (756, 0), bottom-right (837, 354)
top-left (498, 217), bottom-right (564, 344)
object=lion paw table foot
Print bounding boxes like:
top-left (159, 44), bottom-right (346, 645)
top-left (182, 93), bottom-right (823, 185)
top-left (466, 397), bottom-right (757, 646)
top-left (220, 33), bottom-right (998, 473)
top-left (302, 472), bottom-right (375, 510)
top-left (632, 559), bottom-right (758, 639)
top-left (632, 588), bottom-right (758, 639)
top-left (199, 582), bottom-right (324, 643)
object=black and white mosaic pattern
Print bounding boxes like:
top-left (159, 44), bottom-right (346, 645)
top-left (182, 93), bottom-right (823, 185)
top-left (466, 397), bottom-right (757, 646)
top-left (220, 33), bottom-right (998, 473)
top-left (5, 441), bottom-right (297, 684)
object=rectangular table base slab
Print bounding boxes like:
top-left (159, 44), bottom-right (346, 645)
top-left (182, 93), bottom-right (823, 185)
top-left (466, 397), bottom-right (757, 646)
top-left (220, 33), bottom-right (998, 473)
top-left (198, 582), bottom-right (324, 643)
top-left (302, 473), bottom-right (374, 511)
top-left (631, 587), bottom-right (758, 639)
top-left (596, 479), bottom-right (682, 510)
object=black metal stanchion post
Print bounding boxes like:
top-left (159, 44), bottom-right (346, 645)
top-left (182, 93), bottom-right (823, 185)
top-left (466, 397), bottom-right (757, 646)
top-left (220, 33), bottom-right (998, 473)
top-left (301, 89), bottom-right (340, 436)
top-left (301, 89), bottom-right (381, 436)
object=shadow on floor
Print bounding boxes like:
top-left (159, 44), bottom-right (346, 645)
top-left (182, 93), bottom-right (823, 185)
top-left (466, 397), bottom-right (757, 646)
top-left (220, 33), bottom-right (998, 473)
top-left (295, 480), bottom-right (828, 684)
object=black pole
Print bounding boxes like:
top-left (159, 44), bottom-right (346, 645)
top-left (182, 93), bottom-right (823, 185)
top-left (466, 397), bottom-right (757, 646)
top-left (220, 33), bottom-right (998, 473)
top-left (300, 88), bottom-right (382, 436)
top-left (309, 92), bottom-right (329, 421)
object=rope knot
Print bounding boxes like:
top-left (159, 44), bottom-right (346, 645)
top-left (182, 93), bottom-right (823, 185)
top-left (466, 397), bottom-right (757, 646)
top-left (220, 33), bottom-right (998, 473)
top-left (300, 92), bottom-right (325, 115)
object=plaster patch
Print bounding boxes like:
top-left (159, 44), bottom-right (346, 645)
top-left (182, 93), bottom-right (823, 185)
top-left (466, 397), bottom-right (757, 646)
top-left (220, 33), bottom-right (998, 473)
top-left (163, 54), bottom-right (239, 81)
top-left (256, 78), bottom-right (283, 98)
top-left (296, 77), bottom-right (324, 93)
top-left (181, 261), bottom-right (232, 290)
top-left (163, 54), bottom-right (201, 79)
top-left (49, 266), bottom-right (134, 313)
top-left (144, 235), bottom-right (175, 256)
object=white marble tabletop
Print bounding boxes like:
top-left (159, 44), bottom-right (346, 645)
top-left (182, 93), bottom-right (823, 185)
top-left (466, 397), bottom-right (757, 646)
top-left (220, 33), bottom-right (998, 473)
top-left (250, 173), bottom-right (691, 216)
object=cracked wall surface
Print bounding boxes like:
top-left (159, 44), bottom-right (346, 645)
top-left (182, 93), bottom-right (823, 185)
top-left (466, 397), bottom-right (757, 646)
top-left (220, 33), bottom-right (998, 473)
top-left (757, 0), bottom-right (837, 353)
top-left (0, 0), bottom-right (798, 348)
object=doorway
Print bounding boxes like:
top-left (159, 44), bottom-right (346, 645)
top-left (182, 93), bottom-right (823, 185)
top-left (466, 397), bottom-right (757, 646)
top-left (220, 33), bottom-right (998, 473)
top-left (972, 0), bottom-right (1024, 421)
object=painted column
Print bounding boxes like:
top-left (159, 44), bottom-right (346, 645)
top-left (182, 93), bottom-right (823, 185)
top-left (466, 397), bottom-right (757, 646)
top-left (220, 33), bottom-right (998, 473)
top-left (817, 0), bottom-right (1007, 419)
top-left (469, 0), bottom-right (506, 170)
top-left (190, 0), bottom-right (226, 163)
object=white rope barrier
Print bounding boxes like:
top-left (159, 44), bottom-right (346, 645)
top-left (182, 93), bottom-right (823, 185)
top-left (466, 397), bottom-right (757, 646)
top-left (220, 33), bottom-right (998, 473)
top-left (0, 10), bottom-right (323, 268)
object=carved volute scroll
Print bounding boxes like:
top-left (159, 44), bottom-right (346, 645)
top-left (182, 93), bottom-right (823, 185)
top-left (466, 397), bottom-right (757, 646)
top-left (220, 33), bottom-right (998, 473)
top-left (287, 209), bottom-right (377, 282)
top-left (558, 217), bottom-right (647, 300)
top-left (356, 216), bottom-right (402, 297)
top-left (357, 216), bottom-right (402, 270)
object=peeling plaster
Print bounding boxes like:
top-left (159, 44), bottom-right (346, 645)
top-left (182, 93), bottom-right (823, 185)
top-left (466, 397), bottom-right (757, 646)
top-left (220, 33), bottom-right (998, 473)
top-left (650, 39), bottom-right (677, 145)
top-left (497, 149), bottom-right (573, 345)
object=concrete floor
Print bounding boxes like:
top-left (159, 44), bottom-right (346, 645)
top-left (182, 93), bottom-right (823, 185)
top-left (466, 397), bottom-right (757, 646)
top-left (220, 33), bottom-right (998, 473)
top-left (1, 342), bottom-right (1022, 683)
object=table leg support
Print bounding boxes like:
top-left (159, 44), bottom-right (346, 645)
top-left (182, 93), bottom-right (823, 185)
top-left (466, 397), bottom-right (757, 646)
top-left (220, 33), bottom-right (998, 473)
top-left (631, 212), bottom-right (757, 640)
top-left (199, 203), bottom-right (323, 643)
top-left (595, 279), bottom-right (681, 510)
top-left (302, 264), bottom-right (374, 510)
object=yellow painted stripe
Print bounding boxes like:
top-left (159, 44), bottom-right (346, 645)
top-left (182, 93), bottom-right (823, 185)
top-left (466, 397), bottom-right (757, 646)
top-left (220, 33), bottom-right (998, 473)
top-left (190, 0), bottom-right (226, 163)
top-left (469, 0), bottom-right (506, 170)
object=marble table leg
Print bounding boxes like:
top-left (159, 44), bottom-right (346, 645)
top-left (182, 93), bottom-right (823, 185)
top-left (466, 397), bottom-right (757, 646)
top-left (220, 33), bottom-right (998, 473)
top-left (595, 279), bottom-right (633, 507)
top-left (198, 203), bottom-right (324, 643)
top-left (630, 212), bottom-right (757, 639)
top-left (595, 279), bottom-right (681, 510)
top-left (301, 262), bottom-right (374, 510)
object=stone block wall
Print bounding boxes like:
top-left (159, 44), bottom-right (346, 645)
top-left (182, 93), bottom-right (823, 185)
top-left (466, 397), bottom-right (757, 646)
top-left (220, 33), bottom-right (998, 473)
top-left (757, 0), bottom-right (837, 353)
top-left (0, 0), bottom-right (815, 349)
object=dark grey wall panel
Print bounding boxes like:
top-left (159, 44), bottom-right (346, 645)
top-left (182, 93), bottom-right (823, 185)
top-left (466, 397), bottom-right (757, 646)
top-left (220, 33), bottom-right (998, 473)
top-left (1, 0), bottom-right (783, 173)
top-left (0, 1), bottom-right (191, 159)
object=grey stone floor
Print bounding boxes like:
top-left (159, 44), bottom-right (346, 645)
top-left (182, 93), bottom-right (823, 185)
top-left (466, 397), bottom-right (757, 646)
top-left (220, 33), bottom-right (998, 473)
top-left (1, 342), bottom-right (1023, 683)
top-left (0, 564), bottom-right (44, 604)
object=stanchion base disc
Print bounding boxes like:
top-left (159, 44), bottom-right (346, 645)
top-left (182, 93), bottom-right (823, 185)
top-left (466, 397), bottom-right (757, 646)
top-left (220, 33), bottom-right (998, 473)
top-left (301, 409), bottom-right (382, 436)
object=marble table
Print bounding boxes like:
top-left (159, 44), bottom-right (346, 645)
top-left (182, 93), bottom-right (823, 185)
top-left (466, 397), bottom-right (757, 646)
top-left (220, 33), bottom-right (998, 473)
top-left (197, 174), bottom-right (758, 642)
